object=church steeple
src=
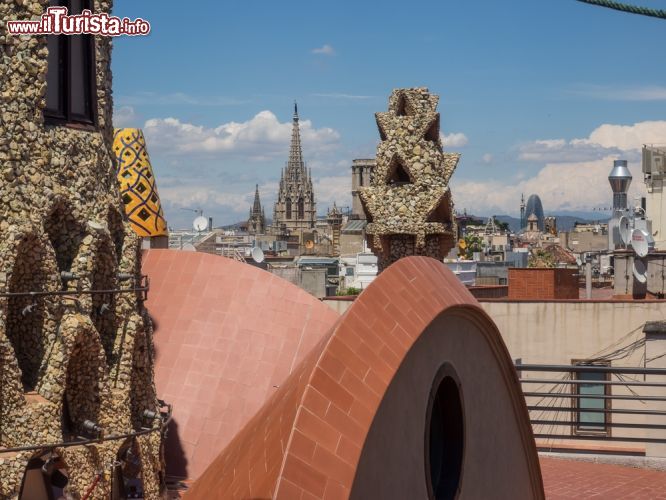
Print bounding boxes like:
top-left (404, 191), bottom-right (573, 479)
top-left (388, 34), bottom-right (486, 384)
top-left (287, 101), bottom-right (305, 176)
top-left (252, 184), bottom-right (262, 214)
top-left (272, 103), bottom-right (317, 235)
top-left (248, 184), bottom-right (266, 235)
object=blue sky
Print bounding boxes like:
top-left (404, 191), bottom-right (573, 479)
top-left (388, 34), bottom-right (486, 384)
top-left (111, 0), bottom-right (666, 229)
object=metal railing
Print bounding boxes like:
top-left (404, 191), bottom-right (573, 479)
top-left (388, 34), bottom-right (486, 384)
top-left (516, 363), bottom-right (666, 449)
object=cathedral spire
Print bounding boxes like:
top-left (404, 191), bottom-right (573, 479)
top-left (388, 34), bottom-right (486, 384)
top-left (252, 184), bottom-right (262, 214)
top-left (288, 101), bottom-right (305, 175)
top-left (271, 103), bottom-right (317, 234)
top-left (248, 184), bottom-right (266, 235)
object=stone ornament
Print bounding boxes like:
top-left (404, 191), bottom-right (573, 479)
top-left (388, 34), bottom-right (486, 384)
top-left (113, 128), bottom-right (168, 237)
top-left (360, 87), bottom-right (459, 272)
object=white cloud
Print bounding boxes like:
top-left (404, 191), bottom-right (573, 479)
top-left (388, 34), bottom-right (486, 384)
top-left (450, 120), bottom-right (666, 215)
top-left (311, 44), bottom-right (335, 56)
top-left (452, 156), bottom-right (646, 215)
top-left (581, 121), bottom-right (666, 150)
top-left (113, 106), bottom-right (139, 128)
top-left (160, 185), bottom-right (252, 216)
top-left (441, 132), bottom-right (469, 148)
top-left (313, 175), bottom-right (352, 209)
top-left (158, 176), bottom-right (353, 228)
top-left (482, 153), bottom-right (493, 164)
top-left (143, 111), bottom-right (340, 160)
top-left (518, 120), bottom-right (666, 163)
top-left (570, 84), bottom-right (666, 101)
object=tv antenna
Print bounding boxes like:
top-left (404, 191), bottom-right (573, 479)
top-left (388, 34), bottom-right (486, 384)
top-left (181, 207), bottom-right (208, 232)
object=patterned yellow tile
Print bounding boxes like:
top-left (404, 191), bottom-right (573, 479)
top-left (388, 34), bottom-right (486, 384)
top-left (113, 128), bottom-right (167, 237)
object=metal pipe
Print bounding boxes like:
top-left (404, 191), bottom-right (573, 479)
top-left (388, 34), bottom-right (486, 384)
top-left (0, 403), bottom-right (171, 454)
top-left (523, 392), bottom-right (666, 401)
top-left (585, 255), bottom-right (592, 299)
top-left (533, 433), bottom-right (666, 444)
top-left (520, 378), bottom-right (666, 388)
top-left (516, 364), bottom-right (666, 375)
top-left (526, 406), bottom-right (666, 416)
top-left (0, 279), bottom-right (148, 299)
top-left (0, 287), bottom-right (148, 298)
top-left (529, 419), bottom-right (666, 430)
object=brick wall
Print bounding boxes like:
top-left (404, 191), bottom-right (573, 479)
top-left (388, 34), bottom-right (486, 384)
top-left (508, 268), bottom-right (579, 300)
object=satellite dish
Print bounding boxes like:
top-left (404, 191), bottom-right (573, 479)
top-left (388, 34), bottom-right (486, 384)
top-left (251, 246), bottom-right (265, 263)
top-left (633, 257), bottom-right (647, 284)
top-left (182, 243), bottom-right (196, 252)
top-left (305, 240), bottom-right (314, 249)
top-left (631, 228), bottom-right (653, 258)
top-left (193, 216), bottom-right (208, 232)
top-left (619, 216), bottom-right (632, 246)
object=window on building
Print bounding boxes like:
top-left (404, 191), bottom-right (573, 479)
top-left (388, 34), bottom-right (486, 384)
top-left (44, 0), bottom-right (97, 126)
top-left (427, 370), bottom-right (464, 500)
top-left (298, 198), bottom-right (305, 219)
top-left (572, 361), bottom-right (610, 435)
top-left (286, 199), bottom-right (292, 219)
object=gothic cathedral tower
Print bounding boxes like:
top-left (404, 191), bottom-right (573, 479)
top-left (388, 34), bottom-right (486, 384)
top-left (248, 184), bottom-right (266, 235)
top-left (272, 103), bottom-right (317, 235)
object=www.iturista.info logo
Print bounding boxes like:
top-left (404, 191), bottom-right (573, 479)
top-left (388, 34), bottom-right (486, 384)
top-left (7, 6), bottom-right (150, 36)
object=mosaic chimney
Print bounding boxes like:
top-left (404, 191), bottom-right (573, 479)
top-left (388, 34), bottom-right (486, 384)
top-left (360, 87), bottom-right (459, 272)
top-left (0, 0), bottom-right (165, 497)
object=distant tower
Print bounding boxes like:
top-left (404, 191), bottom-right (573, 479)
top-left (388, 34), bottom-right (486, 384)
top-left (326, 202), bottom-right (343, 254)
top-left (484, 217), bottom-right (497, 236)
top-left (248, 184), bottom-right (266, 235)
top-left (351, 159), bottom-right (376, 219)
top-left (520, 193), bottom-right (526, 231)
top-left (272, 103), bottom-right (317, 235)
top-left (544, 216), bottom-right (557, 236)
top-left (525, 194), bottom-right (545, 231)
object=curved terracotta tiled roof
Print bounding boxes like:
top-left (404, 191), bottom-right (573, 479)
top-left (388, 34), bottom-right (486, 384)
top-left (142, 250), bottom-right (340, 479)
top-left (187, 256), bottom-right (544, 499)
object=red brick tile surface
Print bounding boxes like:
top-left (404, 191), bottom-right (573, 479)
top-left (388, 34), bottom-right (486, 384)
top-left (185, 256), bottom-right (543, 499)
top-left (509, 268), bottom-right (579, 300)
top-left (541, 457), bottom-right (666, 499)
top-left (142, 249), bottom-right (340, 480)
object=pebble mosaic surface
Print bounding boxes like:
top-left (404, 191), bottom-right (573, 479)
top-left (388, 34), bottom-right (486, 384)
top-left (360, 88), bottom-right (459, 272)
top-left (0, 0), bottom-right (165, 497)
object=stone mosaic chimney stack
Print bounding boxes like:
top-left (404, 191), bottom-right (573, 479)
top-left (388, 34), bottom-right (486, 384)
top-left (360, 87), bottom-right (459, 272)
top-left (0, 1), bottom-right (164, 497)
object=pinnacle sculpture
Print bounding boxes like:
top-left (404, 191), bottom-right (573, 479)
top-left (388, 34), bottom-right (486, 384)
top-left (360, 87), bottom-right (459, 272)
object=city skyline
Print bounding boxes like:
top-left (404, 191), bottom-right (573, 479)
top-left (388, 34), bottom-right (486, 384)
top-left (111, 0), bottom-right (666, 228)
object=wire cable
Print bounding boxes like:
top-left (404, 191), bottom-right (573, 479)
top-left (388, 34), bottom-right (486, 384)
top-left (576, 0), bottom-right (666, 19)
